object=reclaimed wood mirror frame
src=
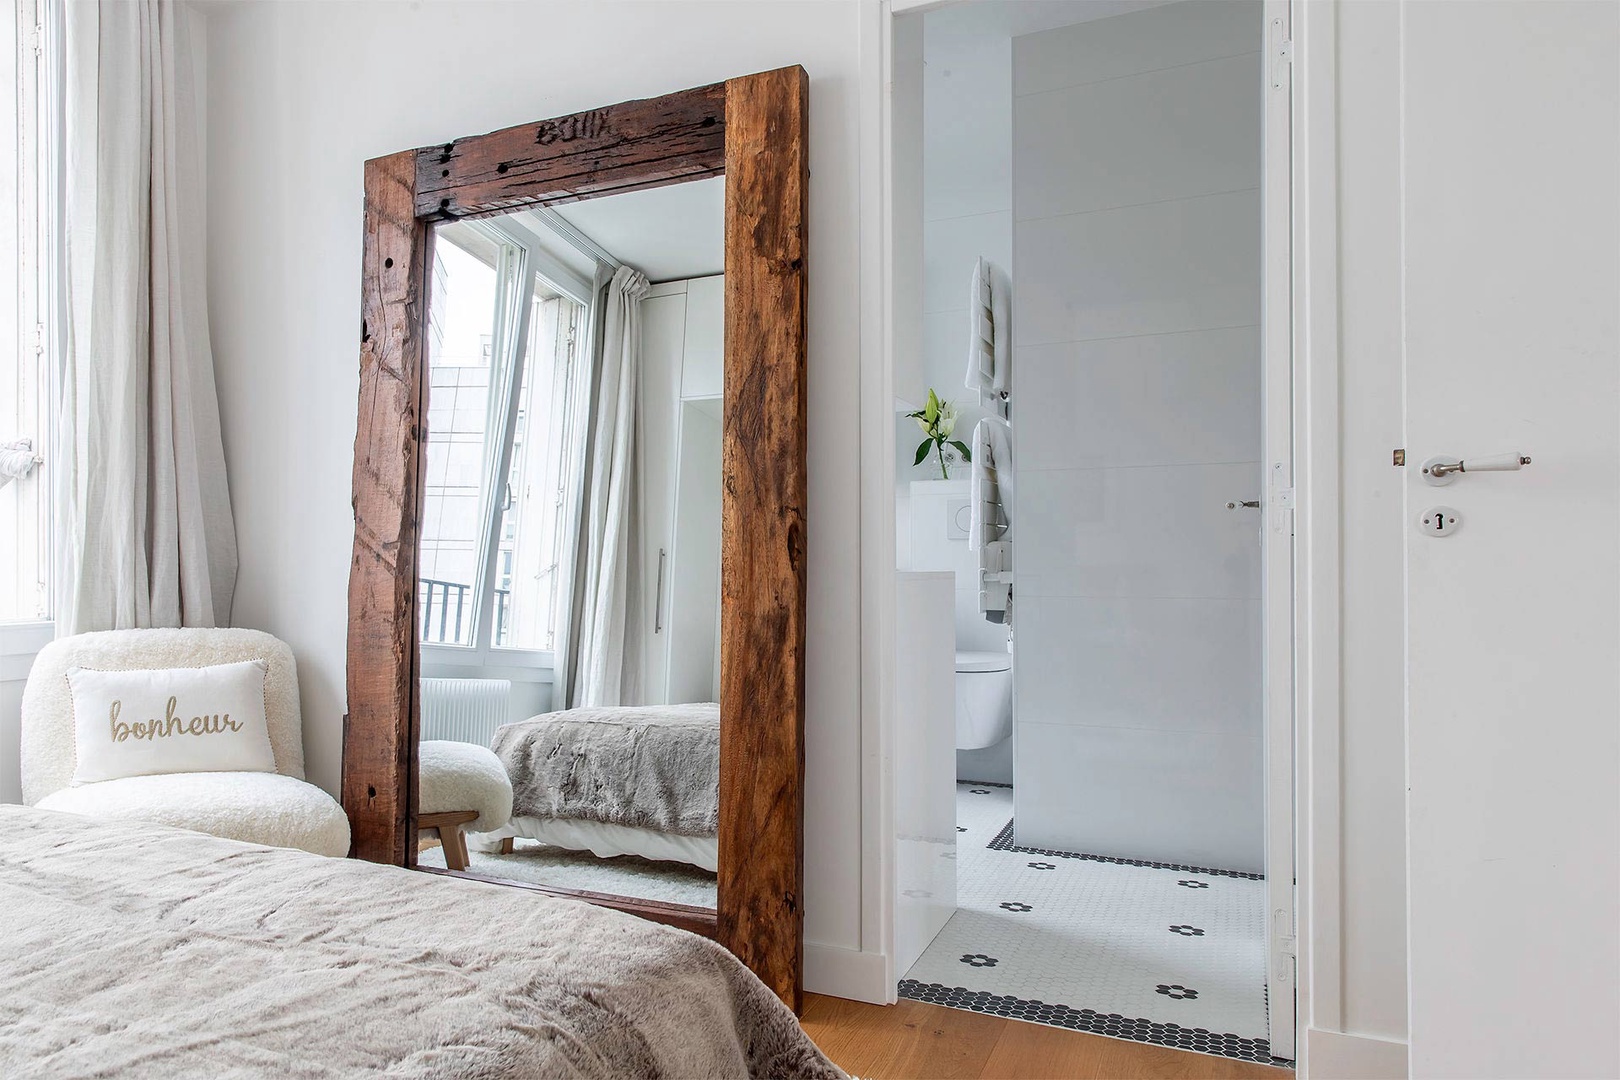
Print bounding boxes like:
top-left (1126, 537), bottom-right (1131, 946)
top-left (341, 68), bottom-right (808, 1008)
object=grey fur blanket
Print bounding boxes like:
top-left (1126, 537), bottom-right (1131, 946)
top-left (493, 703), bottom-right (720, 836)
top-left (0, 806), bottom-right (843, 1079)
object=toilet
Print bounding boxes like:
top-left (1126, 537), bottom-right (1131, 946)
top-left (955, 650), bottom-right (1013, 750)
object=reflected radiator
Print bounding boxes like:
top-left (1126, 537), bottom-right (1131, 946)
top-left (420, 678), bottom-right (512, 746)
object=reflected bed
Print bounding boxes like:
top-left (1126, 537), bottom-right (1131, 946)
top-left (481, 703), bottom-right (720, 871)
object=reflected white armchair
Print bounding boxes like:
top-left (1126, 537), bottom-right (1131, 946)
top-left (20, 628), bottom-right (349, 857)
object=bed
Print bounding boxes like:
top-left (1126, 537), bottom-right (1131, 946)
top-left (0, 806), bottom-right (841, 1079)
top-left (481, 703), bottom-right (720, 871)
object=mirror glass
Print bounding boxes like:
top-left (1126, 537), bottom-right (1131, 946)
top-left (414, 176), bottom-right (725, 911)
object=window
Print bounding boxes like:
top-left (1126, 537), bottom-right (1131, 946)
top-left (418, 221), bottom-right (591, 656)
top-left (1, 0), bottom-right (55, 627)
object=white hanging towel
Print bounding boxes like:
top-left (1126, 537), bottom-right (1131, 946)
top-left (964, 256), bottom-right (1012, 410)
top-left (968, 417), bottom-right (1014, 624)
top-left (0, 439), bottom-right (38, 489)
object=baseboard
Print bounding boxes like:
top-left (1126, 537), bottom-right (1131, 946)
top-left (805, 942), bottom-right (891, 1005)
top-left (1306, 1027), bottom-right (1408, 1079)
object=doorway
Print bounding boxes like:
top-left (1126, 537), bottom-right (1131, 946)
top-left (886, 0), bottom-right (1294, 1067)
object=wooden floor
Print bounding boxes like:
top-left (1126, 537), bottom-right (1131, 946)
top-left (801, 994), bottom-right (1293, 1080)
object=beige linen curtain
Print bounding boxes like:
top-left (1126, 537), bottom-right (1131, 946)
top-left (567, 264), bottom-right (650, 707)
top-left (58, 1), bottom-right (237, 633)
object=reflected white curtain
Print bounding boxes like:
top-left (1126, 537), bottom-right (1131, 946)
top-left (571, 265), bottom-right (650, 706)
top-left (58, 1), bottom-right (237, 633)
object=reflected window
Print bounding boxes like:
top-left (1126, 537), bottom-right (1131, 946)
top-left (419, 226), bottom-right (588, 653)
top-left (1, 4), bottom-right (55, 626)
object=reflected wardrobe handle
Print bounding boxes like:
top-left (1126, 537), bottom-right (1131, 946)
top-left (654, 548), bottom-right (667, 633)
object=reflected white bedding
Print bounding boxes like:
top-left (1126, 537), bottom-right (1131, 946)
top-left (475, 814), bottom-right (720, 872)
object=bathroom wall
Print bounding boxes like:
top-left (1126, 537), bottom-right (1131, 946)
top-left (897, 8), bottom-right (1017, 782)
top-left (1010, 1), bottom-right (1265, 871)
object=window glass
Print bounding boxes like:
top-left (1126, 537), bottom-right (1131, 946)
top-left (494, 285), bottom-right (583, 651)
top-left (419, 235), bottom-right (503, 646)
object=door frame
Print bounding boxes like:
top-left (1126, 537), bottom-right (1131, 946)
top-left (854, 1), bottom-right (1331, 1062)
top-left (1260, 0), bottom-right (1297, 1061)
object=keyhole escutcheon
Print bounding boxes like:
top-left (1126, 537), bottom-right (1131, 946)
top-left (1420, 505), bottom-right (1462, 537)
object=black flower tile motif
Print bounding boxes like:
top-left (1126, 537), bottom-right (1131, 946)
top-left (987, 820), bottom-right (1264, 880)
top-left (1177, 879), bottom-right (1210, 889)
top-left (959, 954), bottom-right (999, 968)
top-left (1027, 861), bottom-right (1055, 870)
top-left (957, 826), bottom-right (967, 832)
top-left (898, 981), bottom-right (1288, 1067)
top-left (999, 902), bottom-right (1032, 912)
top-left (1155, 984), bottom-right (1199, 1000)
top-left (1169, 925), bottom-right (1205, 936)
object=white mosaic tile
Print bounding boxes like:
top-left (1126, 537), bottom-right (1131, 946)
top-left (900, 783), bottom-right (1282, 1065)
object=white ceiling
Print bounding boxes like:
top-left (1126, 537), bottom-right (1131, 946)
top-left (536, 176), bottom-right (725, 284)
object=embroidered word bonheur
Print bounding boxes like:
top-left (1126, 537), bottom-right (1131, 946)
top-left (108, 697), bottom-right (246, 742)
top-left (69, 659), bottom-right (278, 784)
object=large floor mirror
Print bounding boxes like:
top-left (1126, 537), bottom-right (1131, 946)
top-left (342, 70), bottom-right (808, 1008)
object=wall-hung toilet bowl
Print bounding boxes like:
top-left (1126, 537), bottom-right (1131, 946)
top-left (956, 650), bottom-right (1013, 750)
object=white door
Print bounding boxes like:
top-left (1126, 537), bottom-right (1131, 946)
top-left (1260, 0), bottom-right (1294, 1061)
top-left (637, 287), bottom-right (688, 703)
top-left (1401, 3), bottom-right (1619, 1077)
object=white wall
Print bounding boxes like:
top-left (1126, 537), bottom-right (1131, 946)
top-left (915, 11), bottom-right (1011, 664)
top-left (1009, 1), bottom-right (1264, 872)
top-left (899, 5), bottom-right (1017, 784)
top-left (896, 6), bottom-right (1013, 637)
top-left (201, 0), bottom-right (868, 986)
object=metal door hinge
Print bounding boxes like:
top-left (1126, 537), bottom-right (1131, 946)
top-left (1269, 18), bottom-right (1293, 90)
top-left (1269, 489), bottom-right (1295, 536)
top-left (1273, 908), bottom-right (1297, 974)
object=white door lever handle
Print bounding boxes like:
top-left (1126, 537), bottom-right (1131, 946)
top-left (1423, 453), bottom-right (1531, 485)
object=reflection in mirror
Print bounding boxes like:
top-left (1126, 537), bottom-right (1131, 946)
top-left (414, 177), bottom-right (725, 912)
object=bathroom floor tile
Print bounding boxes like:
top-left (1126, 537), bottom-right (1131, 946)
top-left (900, 783), bottom-right (1287, 1067)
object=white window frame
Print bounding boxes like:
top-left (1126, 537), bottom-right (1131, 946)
top-left (419, 216), bottom-right (597, 686)
top-left (0, 0), bottom-right (58, 651)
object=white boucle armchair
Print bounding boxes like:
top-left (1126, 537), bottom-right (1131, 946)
top-left (20, 628), bottom-right (350, 857)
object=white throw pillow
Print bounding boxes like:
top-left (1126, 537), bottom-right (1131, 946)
top-left (67, 659), bottom-right (277, 785)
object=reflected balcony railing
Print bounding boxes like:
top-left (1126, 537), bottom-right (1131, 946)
top-left (419, 578), bottom-right (509, 645)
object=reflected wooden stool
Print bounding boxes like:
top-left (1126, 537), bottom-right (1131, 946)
top-left (417, 740), bottom-right (515, 872)
top-left (419, 810), bottom-right (479, 870)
